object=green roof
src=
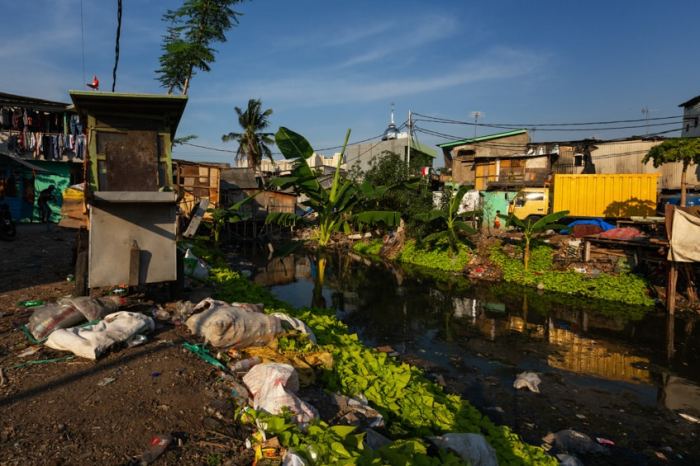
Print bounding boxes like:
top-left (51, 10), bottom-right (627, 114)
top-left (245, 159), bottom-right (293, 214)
top-left (437, 129), bottom-right (527, 149)
top-left (410, 139), bottom-right (437, 158)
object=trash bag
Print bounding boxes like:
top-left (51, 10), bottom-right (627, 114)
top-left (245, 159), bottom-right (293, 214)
top-left (28, 296), bottom-right (124, 340)
top-left (271, 312), bottom-right (317, 344)
top-left (282, 451), bottom-right (306, 466)
top-left (45, 311), bottom-right (155, 360)
top-left (329, 393), bottom-right (384, 428)
top-left (513, 371), bottom-right (542, 393)
top-left (428, 433), bottom-right (498, 466)
top-left (243, 363), bottom-right (318, 425)
top-left (557, 453), bottom-right (585, 466)
top-left (186, 298), bottom-right (283, 348)
top-left (543, 429), bottom-right (606, 455)
top-left (184, 248), bottom-right (210, 281)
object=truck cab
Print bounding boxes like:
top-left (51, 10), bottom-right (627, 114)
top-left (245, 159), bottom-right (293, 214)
top-left (509, 187), bottom-right (548, 221)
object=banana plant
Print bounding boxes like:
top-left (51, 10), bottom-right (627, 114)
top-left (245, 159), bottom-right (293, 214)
top-left (501, 210), bottom-right (569, 271)
top-left (266, 127), bottom-right (400, 247)
top-left (207, 193), bottom-right (258, 244)
top-left (415, 185), bottom-right (477, 254)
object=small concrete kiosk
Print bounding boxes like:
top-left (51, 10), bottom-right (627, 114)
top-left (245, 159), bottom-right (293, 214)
top-left (69, 91), bottom-right (188, 290)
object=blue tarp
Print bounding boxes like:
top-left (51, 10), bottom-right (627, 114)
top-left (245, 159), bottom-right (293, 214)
top-left (561, 218), bottom-right (615, 234)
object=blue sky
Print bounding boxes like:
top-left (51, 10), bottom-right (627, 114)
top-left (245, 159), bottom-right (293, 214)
top-left (2, 0), bottom-right (699, 165)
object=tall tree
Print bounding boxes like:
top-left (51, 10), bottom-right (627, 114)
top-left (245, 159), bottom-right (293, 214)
top-left (643, 138), bottom-right (700, 207)
top-left (156, 0), bottom-right (243, 95)
top-left (222, 99), bottom-right (274, 170)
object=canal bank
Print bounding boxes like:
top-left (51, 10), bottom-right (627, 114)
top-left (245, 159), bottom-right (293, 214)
top-left (234, 248), bottom-right (700, 465)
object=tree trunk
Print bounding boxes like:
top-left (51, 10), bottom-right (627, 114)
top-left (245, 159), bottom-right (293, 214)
top-left (183, 75), bottom-right (191, 95)
top-left (523, 236), bottom-right (530, 271)
top-left (680, 161), bottom-right (688, 207)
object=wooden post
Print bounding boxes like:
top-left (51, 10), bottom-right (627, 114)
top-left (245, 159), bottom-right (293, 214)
top-left (583, 240), bottom-right (591, 262)
top-left (667, 261), bottom-right (678, 317)
top-left (128, 240), bottom-right (140, 287)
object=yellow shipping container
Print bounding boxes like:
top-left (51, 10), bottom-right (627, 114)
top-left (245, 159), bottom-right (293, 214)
top-left (552, 173), bottom-right (659, 218)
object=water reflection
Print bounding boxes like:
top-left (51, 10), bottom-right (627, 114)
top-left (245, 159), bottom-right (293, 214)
top-left (251, 250), bottom-right (700, 412)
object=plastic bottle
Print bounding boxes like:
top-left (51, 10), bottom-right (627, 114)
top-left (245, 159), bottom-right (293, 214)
top-left (228, 356), bottom-right (262, 372)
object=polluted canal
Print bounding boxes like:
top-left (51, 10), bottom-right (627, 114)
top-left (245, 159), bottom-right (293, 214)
top-left (233, 248), bottom-right (700, 465)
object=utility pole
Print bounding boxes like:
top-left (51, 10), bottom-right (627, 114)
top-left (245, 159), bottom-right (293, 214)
top-left (471, 111), bottom-right (482, 138)
top-left (407, 109), bottom-right (412, 175)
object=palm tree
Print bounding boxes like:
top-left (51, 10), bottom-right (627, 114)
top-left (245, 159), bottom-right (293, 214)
top-left (222, 99), bottom-right (274, 170)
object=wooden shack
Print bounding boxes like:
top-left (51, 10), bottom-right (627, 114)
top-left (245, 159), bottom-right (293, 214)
top-left (173, 159), bottom-right (222, 216)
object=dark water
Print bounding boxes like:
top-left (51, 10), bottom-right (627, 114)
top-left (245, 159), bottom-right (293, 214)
top-left (242, 249), bottom-right (700, 418)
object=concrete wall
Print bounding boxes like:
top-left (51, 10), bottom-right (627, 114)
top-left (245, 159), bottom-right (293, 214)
top-left (682, 102), bottom-right (700, 137)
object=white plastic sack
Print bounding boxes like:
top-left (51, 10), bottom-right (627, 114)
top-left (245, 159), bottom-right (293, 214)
top-left (45, 311), bottom-right (154, 360)
top-left (186, 298), bottom-right (282, 348)
top-left (28, 296), bottom-right (123, 340)
top-left (513, 371), bottom-right (541, 393)
top-left (243, 363), bottom-right (318, 425)
top-left (282, 451), bottom-right (307, 466)
top-left (271, 313), bottom-right (317, 344)
top-left (429, 433), bottom-right (498, 466)
top-left (184, 248), bottom-right (210, 281)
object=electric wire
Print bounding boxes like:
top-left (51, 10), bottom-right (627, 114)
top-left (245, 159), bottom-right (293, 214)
top-left (412, 112), bottom-right (683, 127)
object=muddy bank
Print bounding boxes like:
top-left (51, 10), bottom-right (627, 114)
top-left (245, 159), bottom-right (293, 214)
top-left (247, 249), bottom-right (700, 465)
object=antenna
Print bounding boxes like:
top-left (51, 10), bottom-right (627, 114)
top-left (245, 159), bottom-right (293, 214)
top-left (471, 111), bottom-right (483, 138)
top-left (390, 102), bottom-right (395, 125)
top-left (641, 106), bottom-right (650, 135)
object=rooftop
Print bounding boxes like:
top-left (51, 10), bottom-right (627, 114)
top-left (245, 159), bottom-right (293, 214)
top-left (0, 92), bottom-right (71, 113)
top-left (679, 94), bottom-right (700, 108)
top-left (437, 129), bottom-right (528, 149)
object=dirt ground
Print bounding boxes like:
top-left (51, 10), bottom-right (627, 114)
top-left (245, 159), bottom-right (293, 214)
top-left (0, 226), bottom-right (253, 465)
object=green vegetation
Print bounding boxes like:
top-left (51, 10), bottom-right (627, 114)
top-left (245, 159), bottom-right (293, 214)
top-left (266, 128), bottom-right (400, 246)
top-left (415, 185), bottom-right (477, 254)
top-left (489, 244), bottom-right (654, 307)
top-left (501, 211), bottom-right (568, 271)
top-left (352, 239), bottom-right (383, 256)
top-left (208, 265), bottom-right (556, 465)
top-left (221, 98), bottom-right (274, 170)
top-left (643, 137), bottom-right (700, 207)
top-left (397, 240), bottom-right (470, 273)
top-left (157, 0), bottom-right (243, 94)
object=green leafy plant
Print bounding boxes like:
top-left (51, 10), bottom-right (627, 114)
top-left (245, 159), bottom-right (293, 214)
top-left (501, 211), bottom-right (568, 271)
top-left (643, 138), bottom-right (700, 207)
top-left (397, 240), bottom-right (470, 273)
top-left (415, 185), bottom-right (477, 254)
top-left (206, 193), bottom-right (257, 244)
top-left (267, 127), bottom-right (400, 247)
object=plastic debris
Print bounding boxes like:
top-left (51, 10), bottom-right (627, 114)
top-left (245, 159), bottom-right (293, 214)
top-left (140, 433), bottom-right (173, 465)
top-left (556, 453), bottom-right (585, 466)
top-left (45, 311), bottom-right (154, 360)
top-left (97, 377), bottom-right (116, 386)
top-left (230, 356), bottom-right (262, 373)
top-left (543, 429), bottom-right (606, 455)
top-left (678, 412), bottom-right (700, 424)
top-left (184, 248), bottom-right (210, 281)
top-left (0, 368), bottom-right (6, 387)
top-left (151, 372), bottom-right (161, 378)
top-left (270, 313), bottom-right (317, 344)
top-left (513, 371), bottom-right (541, 393)
top-left (282, 451), bottom-right (307, 466)
top-left (429, 433), bottom-right (498, 466)
top-left (182, 342), bottom-right (227, 371)
top-left (17, 346), bottom-right (41, 358)
top-left (12, 356), bottom-right (74, 369)
top-left (127, 334), bottom-right (148, 347)
top-left (18, 300), bottom-right (44, 308)
top-left (28, 296), bottom-right (124, 340)
top-left (243, 363), bottom-right (318, 425)
top-left (329, 393), bottom-right (384, 428)
top-left (362, 428), bottom-right (392, 450)
top-left (186, 298), bottom-right (282, 348)
top-left (596, 437), bottom-right (615, 446)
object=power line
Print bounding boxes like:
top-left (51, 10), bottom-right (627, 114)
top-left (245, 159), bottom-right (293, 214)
top-left (413, 118), bottom-right (682, 132)
top-left (412, 111), bottom-right (683, 127)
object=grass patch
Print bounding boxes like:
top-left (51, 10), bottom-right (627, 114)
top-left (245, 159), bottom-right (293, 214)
top-left (489, 243), bottom-right (654, 307)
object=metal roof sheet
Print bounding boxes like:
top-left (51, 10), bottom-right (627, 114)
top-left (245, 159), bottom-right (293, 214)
top-left (437, 129), bottom-right (528, 149)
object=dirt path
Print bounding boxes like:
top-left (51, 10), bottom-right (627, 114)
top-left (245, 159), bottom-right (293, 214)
top-left (0, 226), bottom-right (252, 465)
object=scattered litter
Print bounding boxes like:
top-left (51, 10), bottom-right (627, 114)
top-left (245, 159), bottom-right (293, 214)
top-left (282, 451), bottom-right (306, 466)
top-left (28, 296), bottom-right (124, 341)
top-left (151, 372), bottom-right (161, 378)
top-left (229, 356), bottom-right (262, 373)
top-left (127, 334), bottom-right (148, 347)
top-left (18, 300), bottom-right (44, 308)
top-left (151, 306), bottom-right (171, 321)
top-left (0, 368), bottom-right (6, 387)
top-left (271, 313), bottom-right (317, 343)
top-left (596, 437), bottom-right (615, 446)
top-left (429, 433), bottom-right (498, 466)
top-left (186, 298), bottom-right (282, 348)
top-left (17, 346), bottom-right (41, 358)
top-left (543, 429), bottom-right (606, 455)
top-left (66, 274), bottom-right (75, 282)
top-left (243, 363), bottom-right (318, 425)
top-left (329, 393), bottom-right (384, 428)
top-left (139, 433), bottom-right (173, 465)
top-left (182, 342), bottom-right (227, 371)
top-left (678, 412), bottom-right (700, 424)
top-left (556, 453), bottom-right (584, 466)
top-left (575, 414), bottom-right (587, 419)
top-left (486, 406), bottom-right (505, 414)
top-left (12, 356), bottom-right (74, 369)
top-left (513, 371), bottom-right (541, 393)
top-left (654, 451), bottom-right (668, 461)
top-left (184, 248), bottom-right (210, 281)
top-left (45, 311), bottom-right (154, 360)
top-left (362, 427), bottom-right (392, 450)
top-left (97, 377), bottom-right (116, 386)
